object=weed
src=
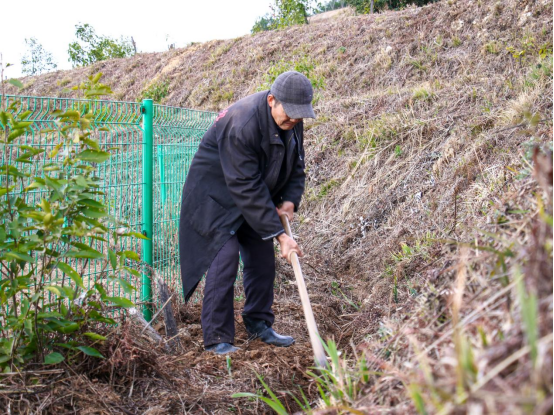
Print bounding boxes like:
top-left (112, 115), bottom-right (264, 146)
top-left (483, 41), bottom-right (501, 54)
top-left (524, 54), bottom-right (553, 87)
top-left (205, 41), bottom-right (235, 68)
top-left (140, 78), bottom-right (170, 103)
top-left (516, 269), bottom-right (538, 366)
top-left (409, 58), bottom-right (427, 72)
top-left (394, 145), bottom-right (402, 157)
top-left (232, 373), bottom-right (296, 414)
top-left (452, 36), bottom-right (462, 47)
top-left (258, 56), bottom-right (325, 92)
top-left (213, 88), bottom-right (235, 104)
top-left (226, 355), bottom-right (233, 378)
top-left (362, 115), bottom-right (398, 147)
top-left (412, 86), bottom-right (433, 101)
top-left (391, 234), bottom-right (434, 264)
top-left (506, 45), bottom-right (526, 61)
top-left (318, 179), bottom-right (340, 198)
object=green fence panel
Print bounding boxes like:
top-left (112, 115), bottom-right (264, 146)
top-left (151, 103), bottom-right (216, 298)
top-left (0, 94), bottom-right (216, 316)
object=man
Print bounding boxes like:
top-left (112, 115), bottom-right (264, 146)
top-left (179, 71), bottom-right (315, 355)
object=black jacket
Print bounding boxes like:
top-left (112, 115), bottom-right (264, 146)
top-left (179, 91), bottom-right (306, 301)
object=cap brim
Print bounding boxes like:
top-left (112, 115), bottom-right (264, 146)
top-left (282, 101), bottom-right (316, 119)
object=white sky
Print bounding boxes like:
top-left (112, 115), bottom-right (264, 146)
top-left (1, 0), bottom-right (273, 78)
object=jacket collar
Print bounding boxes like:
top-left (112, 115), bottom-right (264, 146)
top-left (259, 91), bottom-right (283, 158)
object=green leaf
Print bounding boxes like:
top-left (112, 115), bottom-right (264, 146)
top-left (92, 72), bottom-right (102, 84)
top-left (78, 198), bottom-right (104, 208)
top-left (54, 342), bottom-right (77, 350)
top-left (19, 110), bottom-right (32, 120)
top-left (105, 296), bottom-right (134, 308)
top-left (82, 138), bottom-right (100, 150)
top-left (4, 251), bottom-right (35, 263)
top-left (13, 121), bottom-right (33, 129)
top-left (76, 346), bottom-right (104, 358)
top-left (44, 352), bottom-right (65, 365)
top-left (44, 175), bottom-right (67, 194)
top-left (0, 112), bottom-right (8, 126)
top-left (83, 332), bottom-right (107, 341)
top-left (65, 244), bottom-right (103, 259)
top-left (120, 250), bottom-right (140, 261)
top-left (15, 149), bottom-right (45, 163)
top-left (52, 321), bottom-right (79, 334)
top-left (113, 277), bottom-right (135, 295)
top-left (108, 249), bottom-right (117, 270)
top-left (77, 150), bottom-right (111, 163)
top-left (0, 186), bottom-right (16, 196)
top-left (7, 129), bottom-right (26, 142)
top-left (8, 79), bottom-right (23, 88)
top-left (124, 266), bottom-right (141, 278)
top-left (122, 231), bottom-right (149, 240)
top-left (81, 207), bottom-right (108, 218)
top-left (57, 262), bottom-right (84, 289)
top-left (94, 283), bottom-right (107, 298)
top-left (45, 285), bottom-right (75, 298)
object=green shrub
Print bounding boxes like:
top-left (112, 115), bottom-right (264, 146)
top-left (258, 56), bottom-right (325, 92)
top-left (141, 79), bottom-right (170, 103)
top-left (0, 72), bottom-right (143, 370)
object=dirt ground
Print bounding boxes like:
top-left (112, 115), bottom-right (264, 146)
top-left (1, 253), bottom-right (367, 414)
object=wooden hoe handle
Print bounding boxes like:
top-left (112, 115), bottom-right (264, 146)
top-left (280, 214), bottom-right (327, 369)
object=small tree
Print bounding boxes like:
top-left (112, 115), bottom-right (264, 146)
top-left (273, 0), bottom-right (310, 28)
top-left (252, 0), bottom-right (313, 33)
top-left (21, 38), bottom-right (57, 76)
top-left (251, 15), bottom-right (276, 34)
top-left (0, 67), bottom-right (143, 369)
top-left (68, 23), bottom-right (135, 67)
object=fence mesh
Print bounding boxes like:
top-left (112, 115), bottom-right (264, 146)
top-left (1, 95), bottom-right (216, 307)
top-left (152, 104), bottom-right (216, 294)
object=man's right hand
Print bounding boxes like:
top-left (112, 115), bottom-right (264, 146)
top-left (277, 232), bottom-right (303, 263)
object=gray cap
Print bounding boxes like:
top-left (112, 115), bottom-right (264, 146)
top-left (270, 71), bottom-right (316, 119)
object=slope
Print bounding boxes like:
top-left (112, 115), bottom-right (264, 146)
top-left (3, 0), bottom-right (553, 413)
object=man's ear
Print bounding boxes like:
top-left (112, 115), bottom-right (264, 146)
top-left (267, 94), bottom-right (274, 109)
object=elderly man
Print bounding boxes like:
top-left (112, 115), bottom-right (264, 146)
top-left (179, 71), bottom-right (315, 354)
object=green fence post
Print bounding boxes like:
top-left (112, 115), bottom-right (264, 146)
top-left (141, 99), bottom-right (154, 320)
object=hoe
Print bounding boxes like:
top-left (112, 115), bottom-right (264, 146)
top-left (280, 214), bottom-right (327, 369)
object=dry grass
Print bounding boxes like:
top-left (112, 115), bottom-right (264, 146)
top-left (2, 0), bottom-right (553, 413)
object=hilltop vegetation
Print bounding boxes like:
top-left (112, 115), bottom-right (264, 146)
top-left (4, 0), bottom-right (553, 413)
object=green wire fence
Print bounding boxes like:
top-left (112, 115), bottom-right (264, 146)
top-left (1, 95), bottom-right (216, 320)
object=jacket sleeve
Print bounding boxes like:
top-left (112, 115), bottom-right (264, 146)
top-left (218, 132), bottom-right (284, 240)
top-left (275, 153), bottom-right (305, 211)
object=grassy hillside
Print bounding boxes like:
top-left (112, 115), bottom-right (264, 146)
top-left (4, 0), bottom-right (552, 413)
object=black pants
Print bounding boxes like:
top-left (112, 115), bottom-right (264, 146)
top-left (201, 221), bottom-right (276, 347)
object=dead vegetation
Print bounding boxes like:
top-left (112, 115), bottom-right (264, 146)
top-left (2, 0), bottom-right (553, 413)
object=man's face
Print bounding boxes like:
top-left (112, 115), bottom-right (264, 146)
top-left (268, 95), bottom-right (302, 131)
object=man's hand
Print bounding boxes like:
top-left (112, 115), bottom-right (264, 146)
top-left (277, 232), bottom-right (303, 263)
top-left (276, 201), bottom-right (295, 222)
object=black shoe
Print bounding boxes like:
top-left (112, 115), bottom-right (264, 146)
top-left (243, 316), bottom-right (295, 347)
top-left (205, 343), bottom-right (239, 355)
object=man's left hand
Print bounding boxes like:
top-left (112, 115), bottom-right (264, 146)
top-left (276, 201), bottom-right (295, 222)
